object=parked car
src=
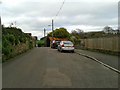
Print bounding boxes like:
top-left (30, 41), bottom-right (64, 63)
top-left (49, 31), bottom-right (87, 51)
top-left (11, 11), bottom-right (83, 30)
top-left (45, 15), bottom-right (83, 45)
top-left (55, 41), bottom-right (61, 48)
top-left (58, 41), bottom-right (74, 53)
top-left (51, 40), bottom-right (61, 49)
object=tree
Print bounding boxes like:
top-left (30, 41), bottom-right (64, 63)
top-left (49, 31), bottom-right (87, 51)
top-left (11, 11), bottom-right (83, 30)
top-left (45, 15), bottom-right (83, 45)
top-left (103, 26), bottom-right (113, 34)
top-left (71, 30), bottom-right (80, 39)
top-left (76, 28), bottom-right (84, 34)
top-left (71, 28), bottom-right (84, 39)
top-left (70, 29), bottom-right (82, 45)
top-left (48, 27), bottom-right (70, 38)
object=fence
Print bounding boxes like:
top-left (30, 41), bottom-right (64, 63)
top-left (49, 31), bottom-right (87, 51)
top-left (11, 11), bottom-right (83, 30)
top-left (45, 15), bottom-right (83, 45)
top-left (81, 36), bottom-right (120, 52)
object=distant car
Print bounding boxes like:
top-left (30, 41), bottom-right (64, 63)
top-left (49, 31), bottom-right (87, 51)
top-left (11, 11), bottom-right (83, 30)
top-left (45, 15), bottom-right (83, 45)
top-left (51, 40), bottom-right (61, 49)
top-left (58, 41), bottom-right (74, 53)
top-left (51, 40), bottom-right (55, 48)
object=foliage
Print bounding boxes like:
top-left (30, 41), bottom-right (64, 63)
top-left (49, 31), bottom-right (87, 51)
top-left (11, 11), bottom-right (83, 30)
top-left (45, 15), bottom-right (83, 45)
top-left (48, 27), bottom-right (70, 38)
top-left (2, 26), bottom-right (36, 62)
top-left (37, 40), bottom-right (45, 47)
top-left (6, 34), bottom-right (15, 45)
top-left (15, 38), bottom-right (20, 45)
top-left (2, 46), bottom-right (13, 56)
top-left (103, 26), bottom-right (113, 33)
top-left (71, 29), bottom-right (84, 40)
top-left (28, 41), bottom-right (32, 49)
top-left (70, 29), bottom-right (84, 45)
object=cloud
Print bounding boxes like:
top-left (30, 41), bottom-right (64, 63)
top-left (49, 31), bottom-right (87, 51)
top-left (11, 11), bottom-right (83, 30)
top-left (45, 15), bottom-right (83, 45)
top-left (1, 0), bottom-right (118, 39)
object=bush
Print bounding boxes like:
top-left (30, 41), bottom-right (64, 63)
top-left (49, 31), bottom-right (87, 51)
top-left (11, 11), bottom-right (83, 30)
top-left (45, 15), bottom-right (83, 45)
top-left (2, 47), bottom-right (10, 55)
top-left (2, 26), bottom-right (36, 62)
top-left (8, 34), bottom-right (15, 45)
top-left (37, 40), bottom-right (45, 47)
top-left (2, 45), bottom-right (13, 55)
top-left (15, 38), bottom-right (20, 45)
top-left (2, 37), bottom-right (10, 47)
top-left (29, 40), bottom-right (33, 49)
top-left (19, 36), bottom-right (26, 43)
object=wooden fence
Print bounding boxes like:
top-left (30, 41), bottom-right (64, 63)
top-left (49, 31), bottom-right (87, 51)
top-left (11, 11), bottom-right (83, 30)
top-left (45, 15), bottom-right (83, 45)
top-left (81, 36), bottom-right (120, 52)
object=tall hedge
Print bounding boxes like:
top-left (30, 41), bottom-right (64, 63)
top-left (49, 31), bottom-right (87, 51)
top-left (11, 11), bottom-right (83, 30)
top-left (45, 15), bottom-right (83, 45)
top-left (2, 26), bottom-right (36, 62)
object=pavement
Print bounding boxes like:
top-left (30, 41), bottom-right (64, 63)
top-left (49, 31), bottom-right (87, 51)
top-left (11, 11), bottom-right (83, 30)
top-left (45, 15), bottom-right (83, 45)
top-left (2, 47), bottom-right (118, 88)
top-left (75, 49), bottom-right (119, 70)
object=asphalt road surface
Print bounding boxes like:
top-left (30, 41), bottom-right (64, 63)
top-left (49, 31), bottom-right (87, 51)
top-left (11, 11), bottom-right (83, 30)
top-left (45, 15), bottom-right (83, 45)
top-left (3, 47), bottom-right (118, 88)
top-left (76, 49), bottom-right (119, 70)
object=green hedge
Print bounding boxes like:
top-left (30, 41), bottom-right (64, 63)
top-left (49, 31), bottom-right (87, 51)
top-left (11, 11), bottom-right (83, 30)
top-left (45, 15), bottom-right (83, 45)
top-left (37, 40), bottom-right (45, 47)
top-left (2, 26), bottom-right (36, 62)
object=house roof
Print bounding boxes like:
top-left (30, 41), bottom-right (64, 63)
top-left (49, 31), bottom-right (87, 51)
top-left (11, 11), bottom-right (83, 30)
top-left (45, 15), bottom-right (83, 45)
top-left (49, 37), bottom-right (68, 41)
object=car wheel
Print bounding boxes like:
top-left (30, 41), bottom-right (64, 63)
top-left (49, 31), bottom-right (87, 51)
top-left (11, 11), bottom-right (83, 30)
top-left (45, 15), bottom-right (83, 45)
top-left (71, 50), bottom-right (74, 53)
top-left (60, 49), bottom-right (63, 52)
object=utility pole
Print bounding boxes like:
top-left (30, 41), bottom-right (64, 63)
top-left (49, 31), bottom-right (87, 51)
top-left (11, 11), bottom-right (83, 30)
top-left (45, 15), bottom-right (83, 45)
top-left (44, 28), bottom-right (46, 37)
top-left (14, 21), bottom-right (16, 27)
top-left (52, 19), bottom-right (54, 39)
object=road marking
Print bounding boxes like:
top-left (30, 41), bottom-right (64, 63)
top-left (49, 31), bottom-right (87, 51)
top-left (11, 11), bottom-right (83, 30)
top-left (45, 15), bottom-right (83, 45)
top-left (75, 51), bottom-right (120, 74)
top-left (43, 68), bottom-right (72, 87)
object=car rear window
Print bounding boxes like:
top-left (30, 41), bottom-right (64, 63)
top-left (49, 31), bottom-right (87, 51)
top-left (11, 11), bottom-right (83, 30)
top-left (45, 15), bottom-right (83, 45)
top-left (56, 41), bottom-right (60, 45)
top-left (63, 41), bottom-right (73, 44)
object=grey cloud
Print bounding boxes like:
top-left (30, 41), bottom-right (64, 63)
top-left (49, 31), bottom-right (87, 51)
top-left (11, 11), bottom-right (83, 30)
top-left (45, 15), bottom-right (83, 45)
top-left (1, 0), bottom-right (118, 38)
top-left (2, 2), bottom-right (60, 17)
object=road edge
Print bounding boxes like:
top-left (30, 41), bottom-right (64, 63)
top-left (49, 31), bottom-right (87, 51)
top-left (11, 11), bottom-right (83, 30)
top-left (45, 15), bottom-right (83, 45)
top-left (75, 51), bottom-right (120, 74)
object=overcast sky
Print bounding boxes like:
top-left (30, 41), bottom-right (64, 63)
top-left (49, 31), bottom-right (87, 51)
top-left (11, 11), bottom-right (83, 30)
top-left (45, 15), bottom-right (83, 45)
top-left (1, 0), bottom-right (119, 39)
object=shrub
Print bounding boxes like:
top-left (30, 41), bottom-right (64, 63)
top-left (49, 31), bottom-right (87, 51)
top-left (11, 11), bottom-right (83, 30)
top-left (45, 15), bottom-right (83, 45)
top-left (19, 36), bottom-right (26, 43)
top-left (2, 46), bottom-right (13, 56)
top-left (8, 34), bottom-right (15, 45)
top-left (29, 40), bottom-right (33, 49)
top-left (37, 40), bottom-right (45, 47)
top-left (15, 38), bottom-right (20, 45)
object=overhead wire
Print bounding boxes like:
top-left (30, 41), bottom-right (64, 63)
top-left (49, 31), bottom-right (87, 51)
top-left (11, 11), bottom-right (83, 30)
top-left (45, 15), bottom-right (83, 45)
top-left (53, 0), bottom-right (65, 20)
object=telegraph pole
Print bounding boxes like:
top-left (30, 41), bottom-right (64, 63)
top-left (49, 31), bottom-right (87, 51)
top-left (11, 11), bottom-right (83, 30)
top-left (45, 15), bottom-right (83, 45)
top-left (52, 19), bottom-right (54, 39)
top-left (44, 28), bottom-right (46, 37)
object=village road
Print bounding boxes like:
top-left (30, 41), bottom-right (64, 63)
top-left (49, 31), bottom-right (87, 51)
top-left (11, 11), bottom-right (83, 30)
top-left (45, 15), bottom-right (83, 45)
top-left (2, 47), bottom-right (118, 88)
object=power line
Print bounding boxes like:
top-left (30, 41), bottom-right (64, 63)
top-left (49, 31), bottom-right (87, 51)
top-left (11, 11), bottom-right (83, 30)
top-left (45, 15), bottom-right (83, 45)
top-left (54, 0), bottom-right (65, 20)
top-left (48, 0), bottom-right (66, 38)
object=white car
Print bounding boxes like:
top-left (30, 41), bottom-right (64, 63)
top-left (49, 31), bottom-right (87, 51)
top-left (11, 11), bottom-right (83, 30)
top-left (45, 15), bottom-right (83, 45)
top-left (58, 41), bottom-right (75, 53)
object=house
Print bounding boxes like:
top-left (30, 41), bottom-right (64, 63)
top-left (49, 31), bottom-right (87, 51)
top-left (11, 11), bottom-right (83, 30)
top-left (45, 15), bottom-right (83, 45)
top-left (104, 29), bottom-right (119, 34)
top-left (112, 30), bottom-right (118, 34)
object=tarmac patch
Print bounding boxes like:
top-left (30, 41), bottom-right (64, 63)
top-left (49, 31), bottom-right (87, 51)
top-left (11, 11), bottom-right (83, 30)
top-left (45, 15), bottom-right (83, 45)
top-left (43, 68), bottom-right (72, 87)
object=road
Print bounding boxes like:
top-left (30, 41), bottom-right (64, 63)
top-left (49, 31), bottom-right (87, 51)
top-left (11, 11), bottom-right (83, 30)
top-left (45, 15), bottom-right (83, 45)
top-left (76, 49), bottom-right (119, 70)
top-left (3, 47), bottom-right (118, 88)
